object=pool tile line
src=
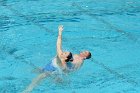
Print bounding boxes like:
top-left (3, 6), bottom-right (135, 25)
top-left (0, 3), bottom-right (54, 35)
top-left (1, 1), bottom-right (137, 43)
top-left (72, 2), bottom-right (138, 42)
top-left (0, 1), bottom-right (139, 43)
top-left (69, 46), bottom-right (139, 87)
top-left (0, 44), bottom-right (40, 70)
top-left (92, 59), bottom-right (139, 86)
top-left (0, 47), bottom-right (40, 80)
top-left (0, 35), bottom-right (39, 70)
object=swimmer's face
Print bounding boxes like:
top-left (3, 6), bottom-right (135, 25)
top-left (80, 51), bottom-right (91, 59)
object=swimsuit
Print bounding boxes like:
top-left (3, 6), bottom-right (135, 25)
top-left (42, 58), bottom-right (75, 72)
top-left (42, 62), bottom-right (57, 72)
top-left (42, 58), bottom-right (58, 72)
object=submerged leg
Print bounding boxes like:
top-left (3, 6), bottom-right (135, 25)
top-left (22, 72), bottom-right (50, 93)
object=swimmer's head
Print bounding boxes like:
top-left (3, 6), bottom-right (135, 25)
top-left (80, 51), bottom-right (91, 59)
top-left (62, 52), bottom-right (73, 62)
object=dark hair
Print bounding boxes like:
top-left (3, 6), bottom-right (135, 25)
top-left (86, 52), bottom-right (91, 59)
top-left (65, 52), bottom-right (73, 62)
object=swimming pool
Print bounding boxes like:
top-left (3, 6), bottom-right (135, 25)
top-left (0, 0), bottom-right (140, 93)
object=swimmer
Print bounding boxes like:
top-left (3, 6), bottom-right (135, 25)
top-left (22, 25), bottom-right (91, 93)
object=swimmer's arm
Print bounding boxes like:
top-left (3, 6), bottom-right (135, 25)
top-left (57, 25), bottom-right (63, 57)
top-left (56, 25), bottom-right (67, 70)
top-left (56, 55), bottom-right (67, 70)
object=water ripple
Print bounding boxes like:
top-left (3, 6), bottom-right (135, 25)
top-left (0, 15), bottom-right (21, 32)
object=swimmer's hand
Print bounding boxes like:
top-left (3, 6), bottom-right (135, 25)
top-left (58, 25), bottom-right (63, 35)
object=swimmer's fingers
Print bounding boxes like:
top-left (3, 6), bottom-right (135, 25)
top-left (58, 25), bottom-right (64, 32)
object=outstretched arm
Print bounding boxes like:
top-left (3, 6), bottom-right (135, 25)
top-left (56, 25), bottom-right (67, 70)
top-left (57, 25), bottom-right (63, 57)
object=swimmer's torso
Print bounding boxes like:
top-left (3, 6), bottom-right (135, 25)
top-left (43, 55), bottom-right (83, 73)
top-left (65, 54), bottom-right (83, 72)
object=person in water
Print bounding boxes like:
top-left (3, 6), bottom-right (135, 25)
top-left (22, 25), bottom-right (91, 93)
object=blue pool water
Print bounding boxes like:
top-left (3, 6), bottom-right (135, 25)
top-left (0, 0), bottom-right (140, 93)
